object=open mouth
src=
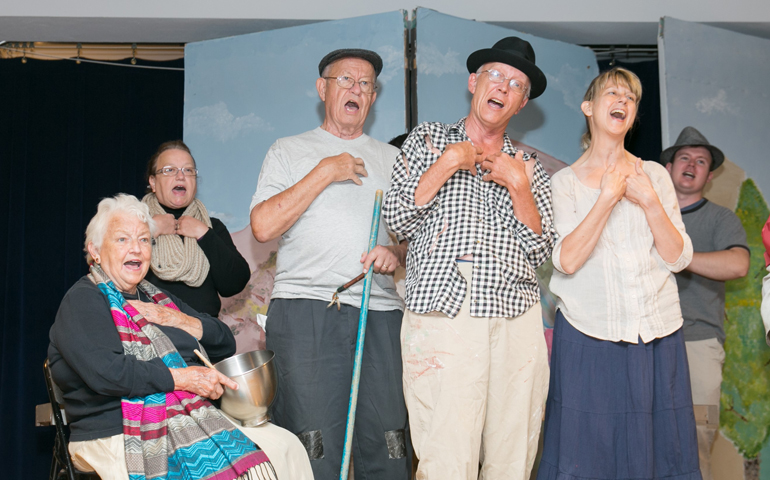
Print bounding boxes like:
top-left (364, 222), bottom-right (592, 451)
top-left (124, 260), bottom-right (143, 269)
top-left (610, 109), bottom-right (626, 120)
top-left (172, 185), bottom-right (187, 194)
top-left (488, 98), bottom-right (504, 109)
top-left (345, 100), bottom-right (359, 112)
top-left (682, 171), bottom-right (695, 178)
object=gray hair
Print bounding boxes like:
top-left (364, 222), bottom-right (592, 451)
top-left (84, 194), bottom-right (156, 264)
top-left (475, 65), bottom-right (531, 99)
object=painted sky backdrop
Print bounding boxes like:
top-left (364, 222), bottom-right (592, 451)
top-left (659, 16), bottom-right (770, 198)
top-left (184, 9), bottom-right (601, 230)
top-left (184, 11), bottom-right (407, 230)
top-left (414, 8), bottom-right (599, 165)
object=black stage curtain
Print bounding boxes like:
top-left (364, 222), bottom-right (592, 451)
top-left (0, 57), bottom-right (184, 478)
top-left (598, 58), bottom-right (662, 163)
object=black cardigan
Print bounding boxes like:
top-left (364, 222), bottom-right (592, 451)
top-left (48, 277), bottom-right (237, 442)
top-left (144, 207), bottom-right (251, 317)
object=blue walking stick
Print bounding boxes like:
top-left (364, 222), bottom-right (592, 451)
top-left (339, 189), bottom-right (383, 480)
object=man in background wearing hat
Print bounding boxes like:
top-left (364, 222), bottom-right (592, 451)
top-left (662, 126), bottom-right (749, 480)
top-left (250, 49), bottom-right (411, 479)
top-left (383, 37), bottom-right (554, 479)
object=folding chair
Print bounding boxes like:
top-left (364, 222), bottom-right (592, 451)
top-left (42, 358), bottom-right (101, 480)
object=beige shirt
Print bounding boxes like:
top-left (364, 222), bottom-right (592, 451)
top-left (549, 161), bottom-right (693, 343)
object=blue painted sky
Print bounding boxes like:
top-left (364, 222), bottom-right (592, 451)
top-left (184, 11), bottom-right (407, 230)
top-left (184, 9), bottom-right (602, 230)
top-left (415, 8), bottom-right (598, 165)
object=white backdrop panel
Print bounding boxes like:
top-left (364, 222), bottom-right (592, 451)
top-left (659, 16), bottom-right (770, 196)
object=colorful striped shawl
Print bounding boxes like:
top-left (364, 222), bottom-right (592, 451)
top-left (89, 264), bottom-right (276, 480)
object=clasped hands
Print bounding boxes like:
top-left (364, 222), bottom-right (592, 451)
top-left (600, 158), bottom-right (656, 208)
top-left (153, 214), bottom-right (209, 239)
top-left (437, 140), bottom-right (535, 191)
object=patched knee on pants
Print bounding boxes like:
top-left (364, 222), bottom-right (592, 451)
top-left (385, 429), bottom-right (406, 459)
top-left (297, 430), bottom-right (324, 460)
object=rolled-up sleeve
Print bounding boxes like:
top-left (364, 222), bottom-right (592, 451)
top-left (514, 160), bottom-right (557, 269)
top-left (654, 165), bottom-right (693, 272)
top-left (383, 126), bottom-right (438, 239)
top-left (550, 172), bottom-right (580, 275)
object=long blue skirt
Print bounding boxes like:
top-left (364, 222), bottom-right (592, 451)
top-left (536, 311), bottom-right (702, 480)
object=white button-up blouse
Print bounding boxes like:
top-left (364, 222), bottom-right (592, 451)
top-left (549, 161), bottom-right (693, 343)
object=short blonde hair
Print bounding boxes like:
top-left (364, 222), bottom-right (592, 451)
top-left (84, 194), bottom-right (156, 264)
top-left (581, 67), bottom-right (642, 151)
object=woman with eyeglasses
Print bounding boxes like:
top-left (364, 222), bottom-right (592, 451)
top-left (142, 140), bottom-right (250, 317)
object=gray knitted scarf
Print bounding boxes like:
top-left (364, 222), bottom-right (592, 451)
top-left (142, 193), bottom-right (212, 287)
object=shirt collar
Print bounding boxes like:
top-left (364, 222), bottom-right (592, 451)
top-left (681, 197), bottom-right (708, 214)
top-left (447, 117), bottom-right (516, 155)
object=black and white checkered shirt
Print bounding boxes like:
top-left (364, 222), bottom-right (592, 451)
top-left (383, 118), bottom-right (556, 319)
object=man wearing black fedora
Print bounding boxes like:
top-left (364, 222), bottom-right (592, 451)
top-left (661, 126), bottom-right (749, 480)
top-left (383, 37), bottom-right (554, 479)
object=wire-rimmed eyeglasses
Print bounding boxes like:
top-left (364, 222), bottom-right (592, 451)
top-left (480, 69), bottom-right (530, 96)
top-left (323, 75), bottom-right (378, 94)
top-left (155, 166), bottom-right (198, 177)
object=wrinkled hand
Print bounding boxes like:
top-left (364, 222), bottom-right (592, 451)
top-left (176, 216), bottom-right (209, 239)
top-left (127, 301), bottom-right (203, 339)
top-left (439, 140), bottom-right (483, 176)
top-left (624, 159), bottom-right (657, 208)
top-left (480, 150), bottom-right (531, 190)
top-left (153, 213), bottom-right (177, 236)
top-left (170, 366), bottom-right (238, 400)
top-left (599, 163), bottom-right (627, 204)
top-left (319, 152), bottom-right (368, 185)
top-left (360, 245), bottom-right (400, 274)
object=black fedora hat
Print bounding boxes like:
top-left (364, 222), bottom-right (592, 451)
top-left (466, 37), bottom-right (547, 99)
top-left (318, 48), bottom-right (383, 77)
top-left (659, 126), bottom-right (725, 171)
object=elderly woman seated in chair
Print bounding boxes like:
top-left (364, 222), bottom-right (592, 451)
top-left (48, 194), bottom-right (312, 480)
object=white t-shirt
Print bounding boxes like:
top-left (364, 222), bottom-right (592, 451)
top-left (250, 127), bottom-right (403, 311)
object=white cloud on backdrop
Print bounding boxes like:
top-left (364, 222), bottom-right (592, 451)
top-left (545, 64), bottom-right (589, 111)
top-left (695, 89), bottom-right (737, 115)
top-left (417, 44), bottom-right (466, 77)
top-left (186, 102), bottom-right (274, 142)
top-left (376, 44), bottom-right (402, 84)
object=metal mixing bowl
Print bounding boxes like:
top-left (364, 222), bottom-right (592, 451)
top-left (214, 350), bottom-right (277, 427)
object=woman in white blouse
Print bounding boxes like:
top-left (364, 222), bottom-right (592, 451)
top-left (536, 68), bottom-right (702, 480)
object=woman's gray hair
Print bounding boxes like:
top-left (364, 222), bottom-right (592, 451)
top-left (84, 194), bottom-right (156, 264)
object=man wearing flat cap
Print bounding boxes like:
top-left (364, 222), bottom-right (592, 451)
top-left (383, 36), bottom-right (555, 479)
top-left (662, 126), bottom-right (749, 480)
top-left (250, 49), bottom-right (411, 479)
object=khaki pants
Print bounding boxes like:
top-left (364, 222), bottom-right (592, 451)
top-left (402, 262), bottom-right (549, 480)
top-left (69, 418), bottom-right (313, 480)
top-left (69, 434), bottom-right (128, 480)
top-left (685, 338), bottom-right (725, 480)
